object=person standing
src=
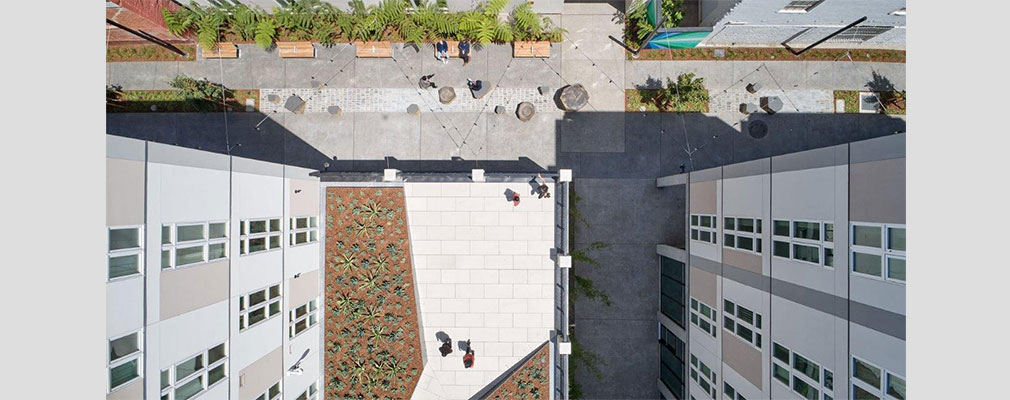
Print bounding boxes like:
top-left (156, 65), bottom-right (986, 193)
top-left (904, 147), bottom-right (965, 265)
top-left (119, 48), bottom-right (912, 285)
top-left (418, 74), bottom-right (436, 89)
top-left (436, 40), bottom-right (449, 64)
top-left (439, 337), bottom-right (453, 357)
top-left (535, 173), bottom-right (551, 199)
top-left (458, 40), bottom-right (471, 65)
top-left (511, 190), bottom-right (520, 206)
top-left (462, 340), bottom-right (475, 368)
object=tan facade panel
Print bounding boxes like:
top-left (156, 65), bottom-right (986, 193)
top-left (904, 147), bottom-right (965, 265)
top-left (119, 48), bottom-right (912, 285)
top-left (722, 248), bottom-right (762, 275)
top-left (240, 346), bottom-right (283, 400)
top-left (160, 260), bottom-right (229, 321)
top-left (690, 266), bottom-right (718, 307)
top-left (289, 269), bottom-right (320, 310)
top-left (850, 157), bottom-right (905, 224)
top-left (107, 158), bottom-right (145, 226)
top-left (689, 181), bottom-right (717, 214)
top-left (107, 378), bottom-right (143, 400)
top-left (290, 178), bottom-right (319, 217)
top-left (722, 332), bottom-right (763, 389)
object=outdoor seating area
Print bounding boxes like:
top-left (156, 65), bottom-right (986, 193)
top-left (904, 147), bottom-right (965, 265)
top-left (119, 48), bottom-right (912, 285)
top-left (277, 41), bottom-right (314, 58)
top-left (355, 41), bottom-right (393, 58)
top-left (200, 42), bottom-right (237, 59)
top-left (513, 41), bottom-right (550, 58)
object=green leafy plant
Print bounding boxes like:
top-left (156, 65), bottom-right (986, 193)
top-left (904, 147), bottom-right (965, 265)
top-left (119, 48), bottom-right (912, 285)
top-left (626, 0), bottom-right (654, 44)
top-left (656, 73), bottom-right (709, 112)
top-left (255, 18), bottom-right (278, 50)
top-left (168, 74), bottom-right (229, 101)
top-left (660, 0), bottom-right (684, 28)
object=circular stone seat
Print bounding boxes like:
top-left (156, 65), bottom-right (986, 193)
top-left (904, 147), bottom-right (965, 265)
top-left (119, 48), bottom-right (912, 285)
top-left (439, 87), bottom-right (456, 104)
top-left (516, 102), bottom-right (536, 122)
top-left (559, 84), bottom-right (589, 111)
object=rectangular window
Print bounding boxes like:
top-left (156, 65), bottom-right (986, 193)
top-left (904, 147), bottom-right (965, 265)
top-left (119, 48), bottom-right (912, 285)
top-left (779, 0), bottom-right (824, 13)
top-left (887, 257), bottom-right (905, 282)
top-left (792, 377), bottom-right (819, 400)
top-left (725, 234), bottom-right (735, 247)
top-left (793, 221), bottom-right (820, 241)
top-left (824, 369), bottom-right (833, 390)
top-left (773, 363), bottom-right (790, 385)
top-left (290, 215), bottom-right (319, 247)
top-left (162, 342), bottom-right (228, 400)
top-left (109, 253), bottom-right (141, 280)
top-left (240, 284), bottom-right (282, 331)
top-left (824, 223), bottom-right (834, 242)
top-left (886, 373), bottom-right (905, 400)
top-left (690, 297), bottom-right (718, 337)
top-left (109, 333), bottom-right (140, 362)
top-left (108, 226), bottom-right (143, 280)
top-left (774, 220), bottom-right (790, 236)
top-left (853, 357), bottom-right (881, 388)
top-left (853, 385), bottom-right (880, 400)
top-left (110, 359), bottom-right (140, 391)
top-left (290, 298), bottom-right (319, 338)
top-left (736, 236), bottom-right (754, 251)
top-left (824, 248), bottom-right (834, 268)
top-left (109, 330), bottom-right (143, 391)
top-left (793, 353), bottom-right (820, 382)
top-left (176, 224), bottom-right (205, 242)
top-left (852, 252), bottom-right (882, 277)
top-left (175, 376), bottom-right (204, 400)
top-left (725, 217), bottom-right (735, 231)
top-left (774, 241), bottom-right (790, 257)
top-left (853, 225), bottom-right (882, 248)
top-left (690, 214), bottom-right (718, 245)
top-left (737, 218), bottom-right (755, 233)
top-left (209, 222), bottom-right (227, 239)
top-left (792, 243), bottom-right (820, 264)
top-left (109, 227), bottom-right (141, 251)
top-left (241, 218), bottom-right (281, 255)
top-left (162, 221), bottom-right (227, 269)
top-left (660, 257), bottom-right (687, 329)
top-left (887, 227), bottom-right (905, 252)
top-left (773, 342), bottom-right (790, 363)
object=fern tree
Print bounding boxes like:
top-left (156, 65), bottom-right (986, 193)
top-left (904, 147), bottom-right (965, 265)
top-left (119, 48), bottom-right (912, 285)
top-left (193, 5), bottom-right (226, 50)
top-left (227, 4), bottom-right (263, 41)
top-left (510, 3), bottom-right (540, 41)
top-left (255, 18), bottom-right (278, 50)
top-left (658, 73), bottom-right (709, 111)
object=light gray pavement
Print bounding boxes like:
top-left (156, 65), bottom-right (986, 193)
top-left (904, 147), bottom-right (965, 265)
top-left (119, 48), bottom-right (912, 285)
top-left (107, 4), bottom-right (906, 399)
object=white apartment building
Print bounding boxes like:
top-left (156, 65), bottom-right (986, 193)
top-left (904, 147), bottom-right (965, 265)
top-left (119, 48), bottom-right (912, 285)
top-left (106, 135), bottom-right (322, 400)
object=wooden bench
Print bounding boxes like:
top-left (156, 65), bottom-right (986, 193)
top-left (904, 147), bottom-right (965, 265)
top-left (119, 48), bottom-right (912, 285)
top-left (201, 42), bottom-right (238, 59)
top-left (277, 41), bottom-right (315, 58)
top-left (513, 41), bottom-right (550, 58)
top-left (433, 40), bottom-right (460, 58)
top-left (355, 41), bottom-right (393, 58)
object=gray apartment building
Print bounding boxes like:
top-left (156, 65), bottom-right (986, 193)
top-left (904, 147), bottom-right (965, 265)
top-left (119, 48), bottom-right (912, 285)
top-left (696, 0), bottom-right (906, 49)
top-left (106, 135), bottom-right (323, 400)
top-left (654, 133), bottom-right (905, 400)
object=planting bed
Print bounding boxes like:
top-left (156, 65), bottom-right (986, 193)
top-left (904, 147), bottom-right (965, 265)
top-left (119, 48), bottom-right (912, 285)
top-left (106, 44), bottom-right (196, 62)
top-left (630, 48), bottom-right (906, 63)
top-left (324, 187), bottom-right (424, 399)
top-left (106, 89), bottom-right (259, 113)
top-left (483, 342), bottom-right (551, 400)
top-left (626, 89), bottom-right (710, 113)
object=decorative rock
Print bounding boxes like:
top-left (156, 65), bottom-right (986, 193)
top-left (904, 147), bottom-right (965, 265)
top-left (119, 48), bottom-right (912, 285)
top-left (407, 104), bottom-right (420, 115)
top-left (494, 105), bottom-right (506, 114)
top-left (438, 87), bottom-right (456, 104)
top-left (559, 84), bottom-right (589, 111)
top-left (746, 82), bottom-right (762, 94)
top-left (327, 105), bottom-right (343, 116)
top-left (311, 80), bottom-right (322, 89)
top-left (516, 102), bottom-right (536, 122)
top-left (267, 94), bottom-right (280, 103)
top-left (538, 86), bottom-right (551, 96)
top-left (284, 95), bottom-right (306, 114)
top-left (739, 103), bottom-right (759, 114)
top-left (760, 96), bottom-right (783, 114)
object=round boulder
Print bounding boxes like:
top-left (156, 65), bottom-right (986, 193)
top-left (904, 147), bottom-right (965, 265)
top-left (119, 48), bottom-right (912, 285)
top-left (516, 102), bottom-right (536, 122)
top-left (559, 84), bottom-right (589, 111)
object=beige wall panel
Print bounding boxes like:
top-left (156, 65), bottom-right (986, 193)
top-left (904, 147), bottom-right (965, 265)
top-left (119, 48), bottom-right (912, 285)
top-left (290, 178), bottom-right (319, 217)
top-left (722, 248), bottom-right (762, 275)
top-left (850, 157), bottom-right (905, 224)
top-left (107, 158), bottom-right (145, 226)
top-left (107, 378), bottom-right (143, 400)
top-left (289, 269), bottom-right (320, 310)
top-left (690, 266), bottom-right (718, 307)
top-left (690, 181), bottom-right (717, 214)
top-left (722, 332), bottom-right (763, 389)
top-left (239, 346), bottom-right (283, 400)
top-left (160, 260), bottom-right (229, 320)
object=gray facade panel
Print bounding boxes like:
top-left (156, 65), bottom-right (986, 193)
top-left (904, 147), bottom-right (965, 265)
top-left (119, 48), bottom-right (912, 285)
top-left (723, 264), bottom-right (770, 292)
top-left (690, 254), bottom-right (721, 277)
top-left (849, 133), bottom-right (905, 164)
top-left (771, 144), bottom-right (846, 174)
top-left (850, 300), bottom-right (906, 340)
top-left (722, 157), bottom-right (770, 180)
top-left (771, 278), bottom-right (847, 319)
top-left (107, 135), bottom-right (146, 161)
top-left (148, 141), bottom-right (230, 171)
top-left (850, 157), bottom-right (906, 224)
top-left (689, 166), bottom-right (722, 183)
top-left (233, 156), bottom-right (284, 177)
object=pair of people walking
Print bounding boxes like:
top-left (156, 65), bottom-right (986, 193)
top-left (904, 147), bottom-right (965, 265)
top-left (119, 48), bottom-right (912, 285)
top-left (439, 337), bottom-right (475, 368)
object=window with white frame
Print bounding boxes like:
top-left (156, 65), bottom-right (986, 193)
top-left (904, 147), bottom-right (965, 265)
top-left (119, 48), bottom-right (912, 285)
top-left (723, 382), bottom-right (747, 400)
top-left (160, 342), bottom-right (228, 400)
top-left (689, 297), bottom-right (718, 338)
top-left (852, 356), bottom-right (904, 400)
top-left (289, 215), bottom-right (319, 246)
top-left (240, 218), bottom-right (282, 255)
top-left (690, 214), bottom-right (718, 245)
top-left (239, 284), bottom-right (282, 331)
top-left (161, 221), bottom-right (228, 269)
top-left (294, 381), bottom-right (319, 400)
top-left (724, 216), bottom-right (762, 254)
top-left (772, 219), bottom-right (835, 268)
top-left (109, 226), bottom-right (143, 280)
top-left (828, 25), bottom-right (893, 44)
top-left (778, 0), bottom-right (824, 13)
top-left (850, 223), bottom-right (905, 283)
top-left (722, 299), bottom-right (762, 349)
top-left (255, 381), bottom-right (282, 400)
top-left (109, 330), bottom-right (143, 392)
top-left (289, 297), bottom-right (319, 338)
top-left (772, 342), bottom-right (834, 400)
top-left (690, 353), bottom-right (717, 399)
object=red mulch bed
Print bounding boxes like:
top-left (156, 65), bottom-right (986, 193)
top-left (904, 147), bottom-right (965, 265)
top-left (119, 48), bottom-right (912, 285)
top-left (324, 187), bottom-right (424, 398)
top-left (483, 342), bottom-right (551, 400)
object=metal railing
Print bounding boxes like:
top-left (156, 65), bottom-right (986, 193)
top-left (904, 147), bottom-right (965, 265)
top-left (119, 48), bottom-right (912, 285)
top-left (553, 180), bottom-right (571, 400)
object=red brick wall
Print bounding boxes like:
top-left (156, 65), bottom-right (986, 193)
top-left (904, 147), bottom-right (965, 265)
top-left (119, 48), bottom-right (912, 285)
top-left (112, 0), bottom-right (181, 29)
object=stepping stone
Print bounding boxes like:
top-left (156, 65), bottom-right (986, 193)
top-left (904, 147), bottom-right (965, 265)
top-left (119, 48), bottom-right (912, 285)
top-left (439, 87), bottom-right (456, 104)
top-left (267, 94), bottom-right (280, 103)
top-left (407, 104), bottom-right (420, 115)
top-left (494, 105), bottom-right (505, 114)
top-left (760, 96), bottom-right (783, 114)
top-left (739, 103), bottom-right (759, 114)
top-left (746, 82), bottom-right (762, 93)
top-left (327, 105), bottom-right (343, 117)
top-left (559, 84), bottom-right (589, 111)
top-left (538, 86), bottom-right (551, 96)
top-left (284, 95), bottom-right (306, 114)
top-left (516, 102), bottom-right (535, 122)
top-left (311, 80), bottom-right (322, 89)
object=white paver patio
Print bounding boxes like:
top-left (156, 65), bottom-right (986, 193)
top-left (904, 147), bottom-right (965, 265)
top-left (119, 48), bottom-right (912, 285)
top-left (403, 182), bottom-right (556, 400)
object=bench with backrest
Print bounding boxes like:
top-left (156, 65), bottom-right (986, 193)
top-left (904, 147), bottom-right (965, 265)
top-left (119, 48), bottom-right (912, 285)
top-left (276, 41), bottom-right (315, 58)
top-left (513, 41), bottom-right (550, 58)
top-left (433, 41), bottom-right (461, 58)
top-left (355, 41), bottom-right (393, 58)
top-left (201, 42), bottom-right (238, 59)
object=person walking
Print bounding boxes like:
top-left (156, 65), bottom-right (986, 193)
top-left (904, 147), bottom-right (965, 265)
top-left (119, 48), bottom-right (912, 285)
top-left (458, 40), bottom-right (471, 65)
top-left (462, 340), bottom-right (475, 368)
top-left (418, 74), bottom-right (436, 89)
top-left (535, 173), bottom-right (551, 199)
top-left (467, 78), bottom-right (483, 92)
top-left (436, 40), bottom-right (449, 64)
top-left (511, 190), bottom-right (520, 206)
top-left (438, 336), bottom-right (453, 357)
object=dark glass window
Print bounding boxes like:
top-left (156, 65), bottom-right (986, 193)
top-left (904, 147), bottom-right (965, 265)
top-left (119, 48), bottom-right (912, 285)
top-left (660, 326), bottom-right (686, 400)
top-left (660, 256), bottom-right (687, 329)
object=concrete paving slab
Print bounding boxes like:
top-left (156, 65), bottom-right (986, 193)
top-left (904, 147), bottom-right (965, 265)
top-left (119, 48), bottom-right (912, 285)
top-left (249, 59), bottom-right (287, 88)
top-left (110, 61), bottom-right (178, 90)
top-left (354, 58), bottom-right (415, 88)
top-left (419, 112), bottom-right (486, 160)
top-left (558, 111), bottom-right (625, 153)
top-left (351, 112), bottom-right (420, 160)
top-left (280, 113), bottom-right (355, 162)
top-left (484, 111), bottom-right (561, 169)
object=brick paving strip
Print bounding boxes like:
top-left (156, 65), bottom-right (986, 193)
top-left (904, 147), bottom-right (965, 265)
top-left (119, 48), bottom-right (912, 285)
top-left (708, 89), bottom-right (834, 114)
top-left (259, 87), bottom-right (555, 114)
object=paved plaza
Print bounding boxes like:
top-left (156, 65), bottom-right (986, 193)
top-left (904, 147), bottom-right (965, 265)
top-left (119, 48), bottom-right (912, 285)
top-left (402, 182), bottom-right (556, 400)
